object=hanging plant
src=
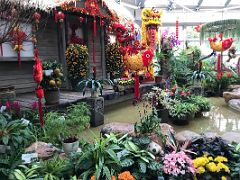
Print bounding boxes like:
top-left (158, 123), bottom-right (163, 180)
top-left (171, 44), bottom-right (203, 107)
top-left (66, 44), bottom-right (89, 82)
top-left (105, 43), bottom-right (123, 73)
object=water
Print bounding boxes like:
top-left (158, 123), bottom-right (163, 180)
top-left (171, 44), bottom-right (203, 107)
top-left (80, 97), bottom-right (240, 142)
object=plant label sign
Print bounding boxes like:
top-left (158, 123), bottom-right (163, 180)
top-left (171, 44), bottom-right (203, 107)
top-left (21, 118), bottom-right (30, 125)
top-left (21, 153), bottom-right (38, 164)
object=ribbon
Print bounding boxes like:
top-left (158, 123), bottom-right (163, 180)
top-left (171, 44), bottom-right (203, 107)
top-left (217, 54), bottom-right (221, 73)
top-left (17, 49), bottom-right (21, 67)
top-left (134, 73), bottom-right (140, 101)
top-left (93, 16), bottom-right (97, 37)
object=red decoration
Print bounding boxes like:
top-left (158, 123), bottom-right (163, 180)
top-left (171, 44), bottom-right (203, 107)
top-left (10, 27), bottom-right (27, 67)
top-left (194, 24), bottom-right (201, 32)
top-left (56, 11), bottom-right (65, 23)
top-left (107, 26), bottom-right (112, 32)
top-left (209, 35), bottom-right (233, 52)
top-left (134, 73), bottom-right (140, 101)
top-left (222, 38), bottom-right (234, 51)
top-left (176, 17), bottom-right (179, 39)
top-left (33, 12), bottom-right (41, 24)
top-left (85, 0), bottom-right (100, 16)
top-left (33, 49), bottom-right (44, 127)
top-left (93, 16), bottom-right (97, 37)
top-left (217, 54), bottom-right (221, 73)
top-left (79, 17), bottom-right (84, 23)
top-left (142, 49), bottom-right (154, 67)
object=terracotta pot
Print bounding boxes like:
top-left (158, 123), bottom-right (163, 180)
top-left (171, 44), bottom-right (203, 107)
top-left (44, 89), bottom-right (60, 105)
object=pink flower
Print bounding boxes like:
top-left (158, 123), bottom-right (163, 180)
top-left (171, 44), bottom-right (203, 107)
top-left (32, 101), bottom-right (38, 110)
top-left (5, 101), bottom-right (11, 110)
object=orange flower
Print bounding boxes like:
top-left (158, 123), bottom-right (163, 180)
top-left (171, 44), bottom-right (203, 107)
top-left (90, 175), bottom-right (116, 180)
top-left (118, 171), bottom-right (135, 180)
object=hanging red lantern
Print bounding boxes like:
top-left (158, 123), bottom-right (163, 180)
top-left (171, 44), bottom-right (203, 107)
top-left (79, 17), bottom-right (84, 23)
top-left (33, 12), bottom-right (41, 24)
top-left (194, 24), bottom-right (201, 32)
top-left (56, 11), bottom-right (65, 23)
top-left (35, 86), bottom-right (44, 99)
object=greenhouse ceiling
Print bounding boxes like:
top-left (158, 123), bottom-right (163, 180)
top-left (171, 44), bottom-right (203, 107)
top-left (117, 0), bottom-right (240, 25)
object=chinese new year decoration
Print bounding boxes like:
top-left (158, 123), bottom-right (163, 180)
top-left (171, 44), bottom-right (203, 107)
top-left (33, 49), bottom-right (44, 127)
top-left (10, 26), bottom-right (27, 67)
top-left (55, 11), bottom-right (65, 23)
top-left (33, 12), bottom-right (41, 29)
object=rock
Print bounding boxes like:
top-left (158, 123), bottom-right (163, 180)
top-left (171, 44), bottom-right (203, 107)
top-left (227, 85), bottom-right (240, 91)
top-left (101, 122), bottom-right (175, 137)
top-left (25, 142), bottom-right (57, 159)
top-left (202, 132), bottom-right (218, 139)
top-left (228, 99), bottom-right (240, 112)
top-left (101, 122), bottom-right (135, 136)
top-left (223, 88), bottom-right (240, 102)
top-left (176, 130), bottom-right (201, 143)
top-left (221, 132), bottom-right (240, 144)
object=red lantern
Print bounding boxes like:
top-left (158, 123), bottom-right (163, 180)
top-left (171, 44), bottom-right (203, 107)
top-left (35, 87), bottom-right (44, 99)
top-left (56, 11), bottom-right (65, 23)
top-left (194, 24), bottom-right (201, 32)
top-left (33, 12), bottom-right (41, 23)
top-left (79, 17), bottom-right (84, 23)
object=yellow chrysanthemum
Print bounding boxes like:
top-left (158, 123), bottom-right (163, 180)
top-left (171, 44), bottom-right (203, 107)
top-left (193, 157), bottom-right (209, 168)
top-left (206, 162), bottom-right (218, 172)
top-left (217, 162), bottom-right (230, 173)
top-left (197, 166), bottom-right (205, 174)
top-left (208, 156), bottom-right (213, 161)
top-left (221, 176), bottom-right (227, 180)
top-left (214, 156), bottom-right (228, 163)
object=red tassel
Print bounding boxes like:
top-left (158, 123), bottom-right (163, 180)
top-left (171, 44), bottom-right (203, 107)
top-left (54, 9), bottom-right (57, 22)
top-left (217, 54), bottom-right (221, 73)
top-left (93, 16), bottom-right (96, 37)
top-left (17, 49), bottom-right (21, 67)
top-left (176, 18), bottom-right (179, 39)
top-left (134, 73), bottom-right (140, 101)
top-left (38, 98), bottom-right (44, 127)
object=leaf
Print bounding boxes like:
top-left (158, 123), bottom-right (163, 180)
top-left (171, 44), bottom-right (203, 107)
top-left (127, 141), bottom-right (140, 152)
top-left (140, 156), bottom-right (149, 163)
top-left (106, 149), bottom-right (118, 163)
top-left (2, 135), bottom-right (9, 145)
top-left (103, 166), bottom-right (111, 180)
top-left (120, 158), bottom-right (134, 167)
top-left (139, 161), bottom-right (147, 173)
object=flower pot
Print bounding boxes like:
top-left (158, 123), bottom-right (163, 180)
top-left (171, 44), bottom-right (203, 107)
top-left (155, 75), bottom-right (163, 84)
top-left (44, 89), bottom-right (60, 105)
top-left (172, 115), bottom-right (190, 125)
top-left (157, 108), bottom-right (169, 123)
top-left (62, 137), bottom-right (79, 154)
top-left (91, 91), bottom-right (99, 98)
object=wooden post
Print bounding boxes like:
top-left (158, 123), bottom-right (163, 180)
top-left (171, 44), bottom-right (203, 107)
top-left (100, 25), bottom-right (106, 78)
top-left (57, 15), bottom-right (70, 89)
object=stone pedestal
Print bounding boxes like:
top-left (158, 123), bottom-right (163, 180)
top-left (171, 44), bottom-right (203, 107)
top-left (86, 97), bottom-right (104, 127)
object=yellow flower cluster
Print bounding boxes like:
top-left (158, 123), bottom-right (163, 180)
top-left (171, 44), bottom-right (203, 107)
top-left (193, 154), bottom-right (230, 175)
top-left (66, 44), bottom-right (88, 80)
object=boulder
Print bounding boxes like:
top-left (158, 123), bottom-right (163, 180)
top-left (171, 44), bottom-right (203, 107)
top-left (221, 132), bottom-right (240, 144)
top-left (101, 122), bottom-right (175, 137)
top-left (176, 130), bottom-right (201, 143)
top-left (25, 142), bottom-right (57, 159)
top-left (227, 85), bottom-right (240, 91)
top-left (223, 88), bottom-right (240, 102)
top-left (202, 132), bottom-right (219, 139)
top-left (228, 99), bottom-right (240, 112)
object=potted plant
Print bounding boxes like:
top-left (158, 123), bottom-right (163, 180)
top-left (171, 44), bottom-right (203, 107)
top-left (169, 102), bottom-right (198, 125)
top-left (66, 44), bottom-right (88, 90)
top-left (41, 61), bottom-right (64, 105)
top-left (76, 77), bottom-right (113, 98)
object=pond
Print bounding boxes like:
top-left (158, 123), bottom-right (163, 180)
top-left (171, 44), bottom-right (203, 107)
top-left (80, 97), bottom-right (240, 142)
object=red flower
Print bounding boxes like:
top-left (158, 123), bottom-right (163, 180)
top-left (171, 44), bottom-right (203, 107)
top-left (5, 101), bottom-right (11, 110)
top-left (145, 72), bottom-right (151, 78)
top-left (171, 92), bottom-right (175, 96)
top-left (186, 92), bottom-right (190, 96)
top-left (165, 89), bottom-right (169, 92)
top-left (171, 86), bottom-right (177, 93)
top-left (227, 73), bottom-right (232, 78)
top-left (180, 91), bottom-right (186, 97)
top-left (142, 49), bottom-right (154, 67)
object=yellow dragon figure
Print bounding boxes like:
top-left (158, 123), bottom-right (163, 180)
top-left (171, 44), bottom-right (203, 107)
top-left (140, 8), bottom-right (162, 78)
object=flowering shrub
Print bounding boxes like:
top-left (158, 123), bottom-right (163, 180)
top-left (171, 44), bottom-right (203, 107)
top-left (105, 43), bottom-right (123, 74)
top-left (66, 44), bottom-right (88, 81)
top-left (0, 101), bottom-right (21, 119)
top-left (193, 154), bottom-right (230, 179)
top-left (163, 151), bottom-right (196, 178)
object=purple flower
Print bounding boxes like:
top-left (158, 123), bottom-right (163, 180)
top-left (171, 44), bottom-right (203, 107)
top-left (31, 101), bottom-right (38, 110)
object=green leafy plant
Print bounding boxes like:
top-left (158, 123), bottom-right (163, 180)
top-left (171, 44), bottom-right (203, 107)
top-left (65, 102), bottom-right (90, 137)
top-left (190, 96), bottom-right (211, 112)
top-left (0, 116), bottom-right (33, 152)
top-left (73, 133), bottom-right (122, 180)
top-left (41, 61), bottom-right (64, 91)
top-left (76, 78), bottom-right (113, 96)
top-left (10, 164), bottom-right (40, 180)
top-left (169, 102), bottom-right (199, 119)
